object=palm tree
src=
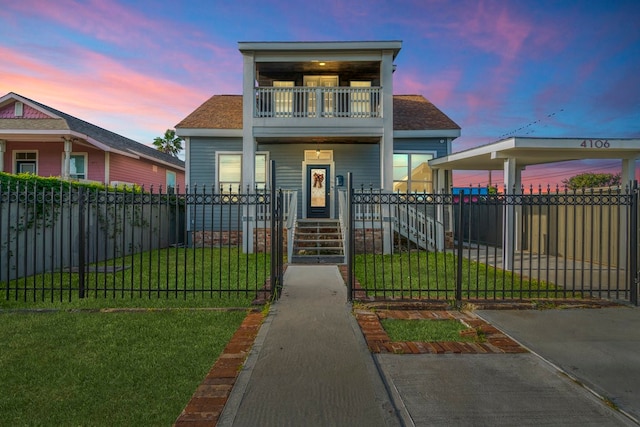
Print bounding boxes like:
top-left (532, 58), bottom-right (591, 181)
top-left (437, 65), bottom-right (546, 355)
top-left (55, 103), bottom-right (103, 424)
top-left (153, 129), bottom-right (183, 157)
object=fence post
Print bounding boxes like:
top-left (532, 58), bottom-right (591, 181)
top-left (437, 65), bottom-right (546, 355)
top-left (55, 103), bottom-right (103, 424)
top-left (631, 180), bottom-right (638, 306)
top-left (78, 186), bottom-right (86, 299)
top-left (455, 193), bottom-right (464, 304)
top-left (269, 160), bottom-right (278, 300)
top-left (347, 172), bottom-right (354, 301)
top-left (278, 189), bottom-right (284, 296)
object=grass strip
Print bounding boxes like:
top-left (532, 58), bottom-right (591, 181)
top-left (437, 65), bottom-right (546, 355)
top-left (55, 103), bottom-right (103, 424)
top-left (380, 318), bottom-right (476, 342)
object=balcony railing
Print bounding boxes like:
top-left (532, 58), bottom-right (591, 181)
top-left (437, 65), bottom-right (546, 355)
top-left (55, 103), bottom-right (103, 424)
top-left (255, 86), bottom-right (381, 119)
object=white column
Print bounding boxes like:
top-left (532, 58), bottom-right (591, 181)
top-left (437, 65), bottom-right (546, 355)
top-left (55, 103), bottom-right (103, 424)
top-left (380, 50), bottom-right (394, 191)
top-left (104, 152), bottom-right (110, 185)
top-left (0, 139), bottom-right (5, 173)
top-left (62, 138), bottom-right (72, 180)
top-left (621, 158), bottom-right (637, 186)
top-left (242, 51), bottom-right (256, 253)
top-left (381, 50), bottom-right (394, 254)
top-left (620, 158), bottom-right (637, 268)
top-left (503, 157), bottom-right (519, 270)
top-left (434, 168), bottom-right (448, 250)
top-left (183, 136), bottom-right (190, 190)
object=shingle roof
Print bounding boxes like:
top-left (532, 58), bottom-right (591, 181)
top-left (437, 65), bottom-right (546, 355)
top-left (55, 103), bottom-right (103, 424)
top-left (176, 95), bottom-right (243, 129)
top-left (2, 92), bottom-right (184, 169)
top-left (393, 95), bottom-right (460, 131)
top-left (176, 94), bottom-right (460, 131)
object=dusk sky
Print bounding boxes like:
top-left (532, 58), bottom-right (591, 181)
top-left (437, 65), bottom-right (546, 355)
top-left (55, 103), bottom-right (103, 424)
top-left (1, 0), bottom-right (639, 187)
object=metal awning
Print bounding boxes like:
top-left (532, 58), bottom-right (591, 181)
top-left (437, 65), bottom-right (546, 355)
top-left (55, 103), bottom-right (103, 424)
top-left (429, 137), bottom-right (640, 171)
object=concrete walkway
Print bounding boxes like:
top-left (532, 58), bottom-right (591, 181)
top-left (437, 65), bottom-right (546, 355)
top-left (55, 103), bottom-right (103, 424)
top-left (218, 265), bottom-right (636, 426)
top-left (479, 307), bottom-right (640, 424)
top-left (218, 265), bottom-right (399, 426)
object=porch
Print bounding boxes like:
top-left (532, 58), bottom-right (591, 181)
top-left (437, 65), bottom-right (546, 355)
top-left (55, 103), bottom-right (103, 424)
top-left (255, 86), bottom-right (381, 119)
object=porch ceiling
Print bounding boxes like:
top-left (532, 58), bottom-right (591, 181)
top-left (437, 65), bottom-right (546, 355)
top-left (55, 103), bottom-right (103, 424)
top-left (256, 61), bottom-right (380, 76)
top-left (255, 136), bottom-right (379, 144)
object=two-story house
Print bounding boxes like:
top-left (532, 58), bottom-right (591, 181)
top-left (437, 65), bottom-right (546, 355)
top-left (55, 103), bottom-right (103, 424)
top-left (176, 40), bottom-right (460, 256)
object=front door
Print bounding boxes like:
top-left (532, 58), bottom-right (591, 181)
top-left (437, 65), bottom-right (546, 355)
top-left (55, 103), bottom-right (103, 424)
top-left (307, 165), bottom-right (330, 218)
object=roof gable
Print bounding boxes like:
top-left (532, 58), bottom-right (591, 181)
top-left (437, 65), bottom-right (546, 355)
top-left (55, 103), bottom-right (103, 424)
top-left (0, 92), bottom-right (184, 169)
top-left (0, 100), bottom-right (53, 119)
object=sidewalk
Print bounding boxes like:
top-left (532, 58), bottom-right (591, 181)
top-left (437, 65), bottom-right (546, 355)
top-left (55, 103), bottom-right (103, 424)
top-left (217, 265), bottom-right (635, 426)
top-left (218, 265), bottom-right (399, 426)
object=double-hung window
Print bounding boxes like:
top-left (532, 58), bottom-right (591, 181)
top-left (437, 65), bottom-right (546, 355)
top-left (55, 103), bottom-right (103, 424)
top-left (273, 81), bottom-right (294, 117)
top-left (15, 151), bottom-right (37, 174)
top-left (393, 152), bottom-right (435, 193)
top-left (69, 154), bottom-right (87, 180)
top-left (217, 152), bottom-right (268, 192)
top-left (350, 81), bottom-right (371, 117)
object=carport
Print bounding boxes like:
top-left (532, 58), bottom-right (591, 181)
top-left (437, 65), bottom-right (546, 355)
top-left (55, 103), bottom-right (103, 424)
top-left (429, 137), bottom-right (640, 269)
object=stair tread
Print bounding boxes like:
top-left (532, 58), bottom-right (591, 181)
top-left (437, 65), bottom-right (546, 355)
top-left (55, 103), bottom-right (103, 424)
top-left (295, 246), bottom-right (344, 250)
top-left (294, 238), bottom-right (343, 242)
top-left (291, 219), bottom-right (344, 264)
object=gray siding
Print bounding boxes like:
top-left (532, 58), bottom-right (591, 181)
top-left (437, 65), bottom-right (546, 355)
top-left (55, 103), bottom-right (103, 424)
top-left (394, 138), bottom-right (449, 158)
top-left (189, 137), bottom-right (242, 189)
top-left (260, 142), bottom-right (380, 218)
top-left (188, 136), bottom-right (449, 223)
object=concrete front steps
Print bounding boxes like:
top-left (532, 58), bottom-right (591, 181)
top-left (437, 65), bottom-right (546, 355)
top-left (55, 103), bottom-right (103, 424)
top-left (290, 219), bottom-right (345, 264)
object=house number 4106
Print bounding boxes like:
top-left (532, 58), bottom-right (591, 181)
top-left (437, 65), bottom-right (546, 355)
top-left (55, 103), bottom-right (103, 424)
top-left (580, 139), bottom-right (610, 148)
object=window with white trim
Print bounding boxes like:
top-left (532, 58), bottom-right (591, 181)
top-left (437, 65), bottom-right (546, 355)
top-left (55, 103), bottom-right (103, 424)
top-left (393, 152), bottom-right (435, 193)
top-left (69, 153), bottom-right (87, 180)
top-left (217, 152), bottom-right (268, 192)
top-left (14, 101), bottom-right (24, 117)
top-left (15, 151), bottom-right (37, 174)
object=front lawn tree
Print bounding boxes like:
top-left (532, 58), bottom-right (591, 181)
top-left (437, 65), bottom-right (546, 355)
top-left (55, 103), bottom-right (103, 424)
top-left (562, 172), bottom-right (621, 190)
top-left (153, 129), bottom-right (183, 157)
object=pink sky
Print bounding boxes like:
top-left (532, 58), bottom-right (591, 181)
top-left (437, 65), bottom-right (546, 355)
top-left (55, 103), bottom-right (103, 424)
top-left (1, 0), bottom-right (638, 186)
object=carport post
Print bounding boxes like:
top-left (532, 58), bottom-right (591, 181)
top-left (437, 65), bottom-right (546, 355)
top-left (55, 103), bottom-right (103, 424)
top-left (630, 180), bottom-right (638, 306)
top-left (455, 193), bottom-right (464, 303)
top-left (502, 157), bottom-right (521, 270)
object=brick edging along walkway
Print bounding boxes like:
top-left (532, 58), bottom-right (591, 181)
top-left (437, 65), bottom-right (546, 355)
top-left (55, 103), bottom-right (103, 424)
top-left (355, 309), bottom-right (528, 354)
top-left (174, 309), bottom-right (264, 426)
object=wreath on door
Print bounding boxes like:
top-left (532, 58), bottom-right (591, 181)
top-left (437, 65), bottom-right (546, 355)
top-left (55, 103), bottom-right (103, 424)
top-left (313, 172), bottom-right (324, 188)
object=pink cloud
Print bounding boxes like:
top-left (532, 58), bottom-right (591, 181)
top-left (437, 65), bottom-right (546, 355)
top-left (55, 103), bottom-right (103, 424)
top-left (0, 46), bottom-right (208, 143)
top-left (394, 67), bottom-right (461, 106)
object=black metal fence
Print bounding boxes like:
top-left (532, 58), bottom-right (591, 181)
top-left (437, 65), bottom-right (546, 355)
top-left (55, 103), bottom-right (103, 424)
top-left (346, 180), bottom-right (639, 306)
top-left (1, 181), bottom-right (284, 304)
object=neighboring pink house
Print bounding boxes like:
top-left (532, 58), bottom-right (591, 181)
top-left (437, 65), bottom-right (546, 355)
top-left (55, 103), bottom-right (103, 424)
top-left (0, 92), bottom-right (184, 190)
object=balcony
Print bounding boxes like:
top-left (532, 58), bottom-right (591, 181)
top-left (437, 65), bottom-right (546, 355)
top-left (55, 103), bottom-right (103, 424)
top-left (255, 86), bottom-right (382, 119)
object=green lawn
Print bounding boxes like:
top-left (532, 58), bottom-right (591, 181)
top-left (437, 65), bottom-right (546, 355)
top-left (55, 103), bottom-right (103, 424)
top-left (0, 247), bottom-right (267, 424)
top-left (0, 309), bottom-right (249, 426)
top-left (355, 251), bottom-right (566, 300)
top-left (1, 247), bottom-right (271, 309)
